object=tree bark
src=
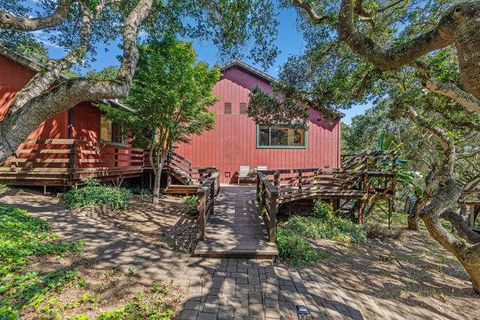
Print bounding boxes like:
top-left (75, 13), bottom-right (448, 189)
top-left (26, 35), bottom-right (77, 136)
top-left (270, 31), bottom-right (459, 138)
top-left (0, 0), bottom-right (153, 164)
top-left (152, 151), bottom-right (166, 205)
top-left (334, 1), bottom-right (480, 99)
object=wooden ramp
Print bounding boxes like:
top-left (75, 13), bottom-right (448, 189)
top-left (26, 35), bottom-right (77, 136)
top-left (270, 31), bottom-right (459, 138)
top-left (194, 186), bottom-right (278, 259)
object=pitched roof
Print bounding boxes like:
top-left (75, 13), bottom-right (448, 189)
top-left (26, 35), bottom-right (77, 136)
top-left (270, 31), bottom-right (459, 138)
top-left (220, 59), bottom-right (278, 84)
top-left (0, 44), bottom-right (133, 113)
top-left (221, 59), bottom-right (343, 119)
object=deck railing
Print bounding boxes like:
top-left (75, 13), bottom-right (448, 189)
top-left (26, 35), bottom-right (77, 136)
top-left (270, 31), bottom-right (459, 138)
top-left (256, 151), bottom-right (398, 240)
top-left (197, 170), bottom-right (220, 240)
top-left (257, 171), bottom-right (278, 242)
top-left (0, 139), bottom-right (144, 185)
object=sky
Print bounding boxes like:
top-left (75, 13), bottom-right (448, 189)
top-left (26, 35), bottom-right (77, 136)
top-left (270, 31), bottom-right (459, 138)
top-left (28, 2), bottom-right (370, 124)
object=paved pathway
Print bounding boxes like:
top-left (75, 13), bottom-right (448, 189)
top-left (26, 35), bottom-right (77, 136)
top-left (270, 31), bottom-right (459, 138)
top-left (194, 186), bottom-right (278, 258)
top-left (0, 191), bottom-right (455, 320)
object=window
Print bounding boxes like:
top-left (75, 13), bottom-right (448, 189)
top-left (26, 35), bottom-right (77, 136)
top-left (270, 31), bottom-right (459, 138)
top-left (100, 114), bottom-right (126, 144)
top-left (224, 102), bottom-right (232, 114)
top-left (240, 102), bottom-right (248, 114)
top-left (257, 124), bottom-right (306, 148)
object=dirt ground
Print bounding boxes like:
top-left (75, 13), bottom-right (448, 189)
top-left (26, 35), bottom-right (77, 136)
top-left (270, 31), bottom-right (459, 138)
top-left (306, 225), bottom-right (480, 320)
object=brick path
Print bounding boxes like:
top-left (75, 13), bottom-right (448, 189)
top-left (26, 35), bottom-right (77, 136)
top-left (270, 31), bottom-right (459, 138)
top-left (1, 192), bottom-right (454, 320)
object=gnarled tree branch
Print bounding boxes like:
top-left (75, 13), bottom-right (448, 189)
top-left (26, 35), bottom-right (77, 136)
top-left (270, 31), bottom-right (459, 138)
top-left (0, 0), bottom-right (73, 31)
top-left (413, 61), bottom-right (480, 115)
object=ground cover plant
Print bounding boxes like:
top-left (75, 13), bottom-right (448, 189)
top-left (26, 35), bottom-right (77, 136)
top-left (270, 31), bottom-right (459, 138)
top-left (63, 179), bottom-right (131, 210)
top-left (277, 202), bottom-right (367, 266)
top-left (0, 203), bottom-right (182, 319)
top-left (0, 204), bottom-right (82, 318)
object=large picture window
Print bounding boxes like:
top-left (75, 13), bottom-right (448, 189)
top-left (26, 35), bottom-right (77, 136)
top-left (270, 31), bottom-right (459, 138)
top-left (257, 124), bottom-right (306, 148)
top-left (100, 114), bottom-right (126, 144)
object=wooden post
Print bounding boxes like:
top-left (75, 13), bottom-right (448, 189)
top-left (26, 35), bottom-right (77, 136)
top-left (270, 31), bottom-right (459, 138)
top-left (274, 171), bottom-right (280, 189)
top-left (197, 189), bottom-right (206, 241)
top-left (269, 191), bottom-right (278, 242)
top-left (298, 171), bottom-right (303, 191)
top-left (388, 198), bottom-right (394, 229)
top-left (357, 200), bottom-right (365, 224)
top-left (70, 140), bottom-right (77, 180)
top-left (210, 179), bottom-right (215, 216)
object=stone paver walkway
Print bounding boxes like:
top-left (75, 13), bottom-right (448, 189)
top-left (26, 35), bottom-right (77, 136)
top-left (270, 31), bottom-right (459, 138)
top-left (0, 192), bottom-right (455, 320)
top-left (194, 186), bottom-right (278, 258)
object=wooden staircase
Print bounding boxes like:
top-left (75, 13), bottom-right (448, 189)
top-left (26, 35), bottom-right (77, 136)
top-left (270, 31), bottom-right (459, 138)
top-left (163, 151), bottom-right (218, 195)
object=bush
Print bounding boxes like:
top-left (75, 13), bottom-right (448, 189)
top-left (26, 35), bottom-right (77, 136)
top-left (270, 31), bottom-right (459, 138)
top-left (287, 214), bottom-right (367, 245)
top-left (277, 202), bottom-right (367, 266)
top-left (276, 228), bottom-right (322, 267)
top-left (63, 178), bottom-right (131, 210)
top-left (312, 201), bottom-right (334, 221)
top-left (184, 195), bottom-right (199, 216)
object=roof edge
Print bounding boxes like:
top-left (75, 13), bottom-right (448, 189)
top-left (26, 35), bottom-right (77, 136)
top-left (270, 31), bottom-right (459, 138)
top-left (0, 44), bottom-right (133, 113)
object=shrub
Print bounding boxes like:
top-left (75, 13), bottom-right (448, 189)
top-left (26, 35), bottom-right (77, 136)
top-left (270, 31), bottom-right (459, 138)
top-left (184, 195), bottom-right (199, 216)
top-left (287, 214), bottom-right (367, 245)
top-left (276, 228), bottom-right (322, 267)
top-left (132, 187), bottom-right (151, 199)
top-left (63, 179), bottom-right (131, 210)
top-left (312, 201), bottom-right (334, 221)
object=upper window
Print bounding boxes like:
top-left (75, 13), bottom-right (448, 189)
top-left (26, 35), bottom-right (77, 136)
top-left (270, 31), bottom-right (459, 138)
top-left (100, 114), bottom-right (126, 144)
top-left (224, 102), bottom-right (232, 114)
top-left (240, 103), bottom-right (248, 114)
top-left (257, 124), bottom-right (306, 148)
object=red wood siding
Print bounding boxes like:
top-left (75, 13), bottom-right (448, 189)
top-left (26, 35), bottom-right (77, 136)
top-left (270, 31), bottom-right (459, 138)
top-left (0, 53), bottom-right (134, 170)
top-left (175, 65), bottom-right (341, 183)
top-left (0, 55), bottom-right (68, 139)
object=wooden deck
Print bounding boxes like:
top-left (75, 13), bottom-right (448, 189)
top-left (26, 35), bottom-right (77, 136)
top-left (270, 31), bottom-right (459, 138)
top-left (194, 186), bottom-right (278, 258)
top-left (0, 139), bottom-right (145, 186)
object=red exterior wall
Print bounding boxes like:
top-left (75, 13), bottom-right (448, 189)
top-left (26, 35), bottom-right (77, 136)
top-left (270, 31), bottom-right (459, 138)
top-left (0, 55), bottom-right (68, 139)
top-left (175, 65), bottom-right (342, 183)
top-left (1, 54), bottom-right (103, 142)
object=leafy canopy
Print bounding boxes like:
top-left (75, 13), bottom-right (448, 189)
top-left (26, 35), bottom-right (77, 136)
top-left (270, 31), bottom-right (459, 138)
top-left (101, 35), bottom-right (220, 150)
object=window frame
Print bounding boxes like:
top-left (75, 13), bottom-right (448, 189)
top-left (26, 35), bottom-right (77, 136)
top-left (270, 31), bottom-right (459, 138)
top-left (99, 114), bottom-right (127, 146)
top-left (224, 102), bottom-right (232, 114)
top-left (256, 123), bottom-right (307, 149)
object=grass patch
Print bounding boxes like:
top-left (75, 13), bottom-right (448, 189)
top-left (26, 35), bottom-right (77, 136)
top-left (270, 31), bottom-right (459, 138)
top-left (0, 204), bottom-right (82, 318)
top-left (277, 202), bottom-right (367, 267)
top-left (63, 178), bottom-right (131, 210)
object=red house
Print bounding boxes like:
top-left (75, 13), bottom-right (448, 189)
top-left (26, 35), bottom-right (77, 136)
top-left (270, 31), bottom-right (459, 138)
top-left (0, 45), bottom-right (144, 187)
top-left (174, 60), bottom-right (342, 184)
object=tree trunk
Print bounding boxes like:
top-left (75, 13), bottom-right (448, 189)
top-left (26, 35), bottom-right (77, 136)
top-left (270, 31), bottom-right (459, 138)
top-left (408, 196), bottom-right (428, 231)
top-left (152, 151), bottom-right (166, 205)
top-left (454, 5), bottom-right (480, 100)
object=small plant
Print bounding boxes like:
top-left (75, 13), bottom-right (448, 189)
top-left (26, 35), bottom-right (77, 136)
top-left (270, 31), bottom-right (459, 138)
top-left (184, 195), bottom-right (199, 216)
top-left (63, 178), bottom-right (131, 210)
top-left (312, 201), bottom-right (334, 221)
top-left (0, 183), bottom-right (8, 192)
top-left (132, 187), bottom-right (151, 199)
top-left (276, 228), bottom-right (323, 267)
top-left (127, 266), bottom-right (136, 277)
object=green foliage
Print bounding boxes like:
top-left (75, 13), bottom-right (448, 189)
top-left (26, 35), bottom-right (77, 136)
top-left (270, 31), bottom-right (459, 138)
top-left (276, 228), bottom-right (323, 267)
top-left (312, 202), bottom-right (334, 221)
top-left (132, 188), bottom-right (152, 199)
top-left (96, 289), bottom-right (174, 320)
top-left (63, 179), bottom-right (131, 210)
top-left (277, 203), bottom-right (367, 266)
top-left (0, 205), bottom-right (82, 317)
top-left (287, 215), bottom-right (367, 245)
top-left (0, 183), bottom-right (8, 192)
top-left (184, 195), bottom-right (199, 216)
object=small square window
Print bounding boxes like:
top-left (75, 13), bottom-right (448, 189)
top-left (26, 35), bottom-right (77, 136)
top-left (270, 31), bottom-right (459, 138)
top-left (240, 103), bottom-right (248, 114)
top-left (224, 102), bottom-right (232, 114)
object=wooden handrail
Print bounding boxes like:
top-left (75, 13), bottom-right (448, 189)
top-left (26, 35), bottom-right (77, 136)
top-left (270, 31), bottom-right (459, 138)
top-left (197, 170), bottom-right (220, 241)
